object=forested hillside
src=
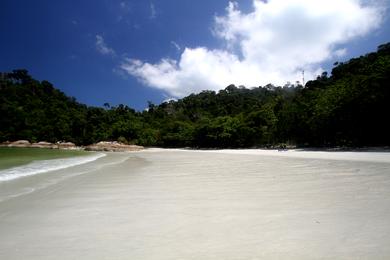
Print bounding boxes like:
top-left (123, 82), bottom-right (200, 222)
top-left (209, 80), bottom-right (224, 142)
top-left (1, 43), bottom-right (389, 148)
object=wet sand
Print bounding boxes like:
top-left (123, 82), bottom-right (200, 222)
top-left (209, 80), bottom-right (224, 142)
top-left (1, 149), bottom-right (390, 259)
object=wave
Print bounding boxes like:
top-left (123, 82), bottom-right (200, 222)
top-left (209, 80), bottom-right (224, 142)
top-left (0, 153), bottom-right (106, 182)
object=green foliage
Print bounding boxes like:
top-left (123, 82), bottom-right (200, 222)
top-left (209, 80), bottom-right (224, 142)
top-left (1, 42), bottom-right (389, 148)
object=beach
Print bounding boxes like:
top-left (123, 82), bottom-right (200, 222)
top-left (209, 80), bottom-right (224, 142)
top-left (1, 149), bottom-right (390, 259)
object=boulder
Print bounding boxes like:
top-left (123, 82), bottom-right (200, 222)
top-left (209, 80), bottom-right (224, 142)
top-left (85, 141), bottom-right (143, 152)
top-left (57, 142), bottom-right (77, 149)
top-left (31, 141), bottom-right (57, 149)
top-left (8, 140), bottom-right (31, 147)
top-left (0, 141), bottom-right (11, 147)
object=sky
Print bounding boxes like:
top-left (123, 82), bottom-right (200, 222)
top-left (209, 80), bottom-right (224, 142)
top-left (1, 0), bottom-right (389, 110)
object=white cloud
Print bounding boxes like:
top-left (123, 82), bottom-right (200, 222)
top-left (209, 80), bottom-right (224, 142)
top-left (122, 0), bottom-right (384, 97)
top-left (171, 41), bottom-right (181, 51)
top-left (163, 97), bottom-right (178, 103)
top-left (334, 48), bottom-right (348, 58)
top-left (95, 35), bottom-right (116, 56)
top-left (122, 48), bottom-right (247, 96)
top-left (150, 3), bottom-right (157, 19)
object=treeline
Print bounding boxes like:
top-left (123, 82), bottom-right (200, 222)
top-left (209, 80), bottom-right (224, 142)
top-left (1, 43), bottom-right (389, 148)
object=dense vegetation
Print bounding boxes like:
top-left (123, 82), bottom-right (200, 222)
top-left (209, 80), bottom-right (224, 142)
top-left (1, 43), bottom-right (389, 148)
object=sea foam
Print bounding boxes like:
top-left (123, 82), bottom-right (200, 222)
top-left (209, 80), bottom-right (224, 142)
top-left (0, 153), bottom-right (106, 182)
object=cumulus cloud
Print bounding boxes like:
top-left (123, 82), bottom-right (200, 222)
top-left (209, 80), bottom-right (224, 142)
top-left (122, 0), bottom-right (384, 97)
top-left (334, 48), bottom-right (348, 58)
top-left (96, 35), bottom-right (116, 56)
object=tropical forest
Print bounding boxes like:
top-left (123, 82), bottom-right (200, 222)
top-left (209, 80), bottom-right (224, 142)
top-left (1, 43), bottom-right (389, 148)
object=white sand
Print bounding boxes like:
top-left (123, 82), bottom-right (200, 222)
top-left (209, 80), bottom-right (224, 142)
top-left (1, 149), bottom-right (390, 259)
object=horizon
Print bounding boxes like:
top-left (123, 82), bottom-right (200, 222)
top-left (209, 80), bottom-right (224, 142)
top-left (1, 0), bottom-right (389, 110)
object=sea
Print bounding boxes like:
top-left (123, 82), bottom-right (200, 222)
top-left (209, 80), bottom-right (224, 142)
top-left (0, 151), bottom-right (107, 202)
top-left (0, 152), bottom-right (105, 182)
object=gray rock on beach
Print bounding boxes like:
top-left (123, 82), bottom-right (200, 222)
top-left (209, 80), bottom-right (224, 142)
top-left (85, 141), bottom-right (143, 152)
top-left (7, 140), bottom-right (31, 147)
top-left (31, 141), bottom-right (57, 149)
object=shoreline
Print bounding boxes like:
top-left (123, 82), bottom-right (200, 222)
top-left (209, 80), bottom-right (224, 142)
top-left (174, 146), bottom-right (390, 152)
top-left (3, 140), bottom-right (390, 152)
top-left (2, 147), bottom-right (389, 183)
top-left (0, 140), bottom-right (144, 152)
top-left (0, 152), bottom-right (106, 182)
top-left (144, 147), bottom-right (390, 163)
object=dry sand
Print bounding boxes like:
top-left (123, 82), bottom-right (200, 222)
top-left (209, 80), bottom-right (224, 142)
top-left (1, 149), bottom-right (390, 259)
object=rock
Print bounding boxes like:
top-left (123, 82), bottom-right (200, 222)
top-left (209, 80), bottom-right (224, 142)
top-left (0, 141), bottom-right (11, 147)
top-left (56, 142), bottom-right (77, 149)
top-left (85, 141), bottom-right (143, 152)
top-left (8, 140), bottom-right (31, 147)
top-left (2, 140), bottom-right (82, 150)
top-left (31, 141), bottom-right (57, 149)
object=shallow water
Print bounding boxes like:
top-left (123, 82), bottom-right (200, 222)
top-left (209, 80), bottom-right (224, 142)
top-left (0, 152), bottom-right (105, 182)
top-left (0, 147), bottom-right (88, 170)
top-left (0, 152), bottom-right (129, 202)
top-left (0, 149), bottom-right (390, 259)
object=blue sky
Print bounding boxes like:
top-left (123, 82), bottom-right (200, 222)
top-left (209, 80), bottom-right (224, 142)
top-left (1, 0), bottom-right (389, 110)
